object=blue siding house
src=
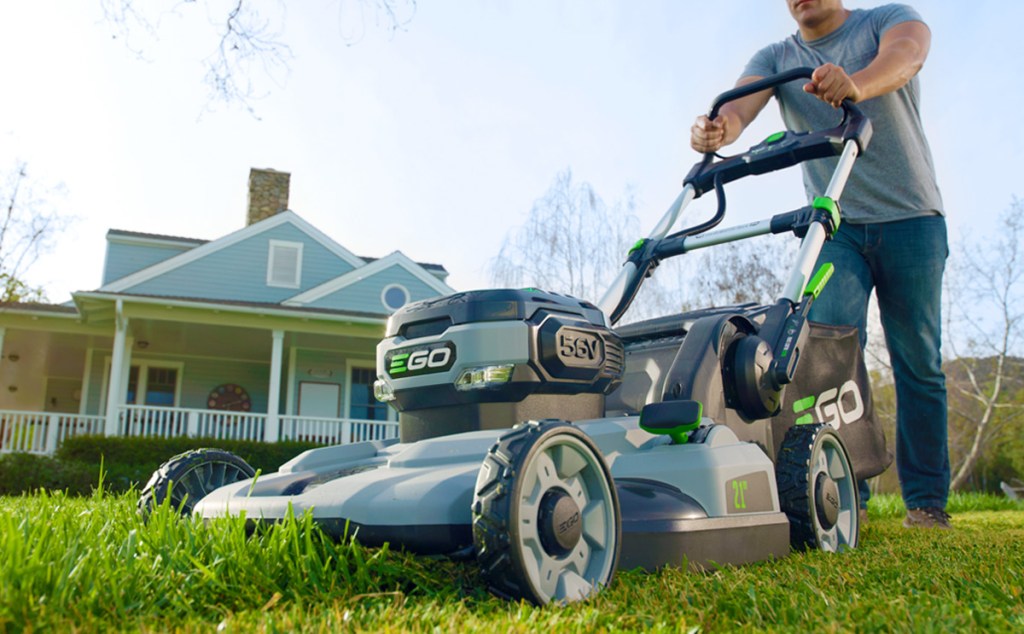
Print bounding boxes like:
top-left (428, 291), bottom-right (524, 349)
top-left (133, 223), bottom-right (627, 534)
top-left (0, 168), bottom-right (455, 453)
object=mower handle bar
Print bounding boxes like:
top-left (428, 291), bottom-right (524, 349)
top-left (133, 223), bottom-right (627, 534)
top-left (597, 68), bottom-right (867, 324)
top-left (699, 67), bottom-right (864, 171)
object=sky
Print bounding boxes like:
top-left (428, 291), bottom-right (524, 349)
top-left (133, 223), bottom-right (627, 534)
top-left (0, 0), bottom-right (1020, 307)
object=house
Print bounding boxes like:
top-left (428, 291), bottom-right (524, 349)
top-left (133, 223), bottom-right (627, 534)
top-left (0, 168), bottom-right (455, 454)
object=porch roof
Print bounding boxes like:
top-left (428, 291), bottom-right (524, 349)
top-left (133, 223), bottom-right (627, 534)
top-left (71, 291), bottom-right (390, 334)
top-left (0, 290), bottom-right (393, 341)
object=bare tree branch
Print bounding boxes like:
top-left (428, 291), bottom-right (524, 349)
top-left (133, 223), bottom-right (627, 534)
top-left (944, 200), bottom-right (1024, 490)
top-left (99, 0), bottom-right (416, 115)
top-left (0, 163), bottom-right (71, 302)
top-left (489, 169), bottom-right (638, 305)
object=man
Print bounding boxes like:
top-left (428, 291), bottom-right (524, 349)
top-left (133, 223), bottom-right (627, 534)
top-left (691, 1), bottom-right (951, 529)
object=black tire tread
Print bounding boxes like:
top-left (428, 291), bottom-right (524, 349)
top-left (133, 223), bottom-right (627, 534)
top-left (775, 423), bottom-right (823, 550)
top-left (472, 420), bottom-right (552, 602)
top-left (137, 448), bottom-right (256, 517)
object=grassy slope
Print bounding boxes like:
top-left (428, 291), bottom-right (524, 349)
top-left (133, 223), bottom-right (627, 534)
top-left (0, 492), bottom-right (1021, 633)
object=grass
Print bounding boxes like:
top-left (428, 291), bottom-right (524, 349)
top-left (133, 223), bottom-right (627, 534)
top-left (0, 490), bottom-right (1022, 633)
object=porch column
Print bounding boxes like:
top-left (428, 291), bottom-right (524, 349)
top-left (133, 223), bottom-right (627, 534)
top-left (0, 327), bottom-right (6, 363)
top-left (264, 329), bottom-right (284, 442)
top-left (104, 300), bottom-right (130, 436)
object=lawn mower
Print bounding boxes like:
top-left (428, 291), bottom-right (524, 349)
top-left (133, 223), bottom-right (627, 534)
top-left (142, 68), bottom-right (889, 605)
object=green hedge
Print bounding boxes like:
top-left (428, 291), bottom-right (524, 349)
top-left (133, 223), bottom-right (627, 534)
top-left (0, 435), bottom-right (324, 496)
top-left (0, 452), bottom-right (97, 496)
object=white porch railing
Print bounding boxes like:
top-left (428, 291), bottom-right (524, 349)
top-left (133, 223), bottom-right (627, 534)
top-left (0, 405), bottom-right (399, 456)
top-left (278, 414), bottom-right (398, 445)
top-left (0, 411), bottom-right (106, 454)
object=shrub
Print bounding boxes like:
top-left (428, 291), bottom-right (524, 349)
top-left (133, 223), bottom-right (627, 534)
top-left (0, 436), bottom-right (324, 495)
top-left (0, 452), bottom-right (95, 495)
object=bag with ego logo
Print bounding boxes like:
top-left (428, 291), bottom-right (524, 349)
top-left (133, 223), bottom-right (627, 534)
top-left (771, 322), bottom-right (892, 480)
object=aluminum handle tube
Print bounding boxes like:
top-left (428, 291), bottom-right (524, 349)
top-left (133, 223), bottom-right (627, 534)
top-left (597, 184), bottom-right (695, 317)
top-left (677, 218), bottom-right (774, 252)
top-left (780, 140), bottom-right (861, 303)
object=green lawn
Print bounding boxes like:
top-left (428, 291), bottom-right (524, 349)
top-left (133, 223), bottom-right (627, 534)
top-left (1, 490), bottom-right (1022, 633)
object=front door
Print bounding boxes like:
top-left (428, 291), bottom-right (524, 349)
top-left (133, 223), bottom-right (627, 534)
top-left (297, 381), bottom-right (341, 418)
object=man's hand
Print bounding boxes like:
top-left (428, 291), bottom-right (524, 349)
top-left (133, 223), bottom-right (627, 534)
top-left (691, 115), bottom-right (728, 154)
top-left (804, 63), bottom-right (862, 107)
top-left (690, 77), bottom-right (771, 154)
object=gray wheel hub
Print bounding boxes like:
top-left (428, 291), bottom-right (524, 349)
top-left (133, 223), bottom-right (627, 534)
top-left (815, 473), bottom-right (840, 530)
top-left (539, 488), bottom-right (583, 556)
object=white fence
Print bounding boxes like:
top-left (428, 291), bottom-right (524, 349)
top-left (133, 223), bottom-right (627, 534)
top-left (278, 414), bottom-right (398, 445)
top-left (0, 406), bottom-right (399, 455)
top-left (0, 411), bottom-right (105, 454)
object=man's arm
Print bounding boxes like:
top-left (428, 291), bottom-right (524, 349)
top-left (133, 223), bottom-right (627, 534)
top-left (690, 76), bottom-right (772, 153)
top-left (804, 20), bottom-right (931, 107)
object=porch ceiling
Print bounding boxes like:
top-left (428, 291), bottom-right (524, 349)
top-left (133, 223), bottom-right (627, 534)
top-left (1, 329), bottom-right (95, 377)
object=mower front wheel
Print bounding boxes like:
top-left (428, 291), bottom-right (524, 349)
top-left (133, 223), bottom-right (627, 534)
top-left (472, 420), bottom-right (621, 605)
top-left (137, 448), bottom-right (256, 517)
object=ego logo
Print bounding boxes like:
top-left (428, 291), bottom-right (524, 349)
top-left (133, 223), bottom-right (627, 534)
top-left (792, 379), bottom-right (865, 429)
top-left (558, 511), bottom-right (580, 536)
top-left (387, 342), bottom-right (456, 378)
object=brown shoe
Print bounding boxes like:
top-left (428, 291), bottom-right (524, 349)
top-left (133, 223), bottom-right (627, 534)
top-left (903, 507), bottom-right (952, 529)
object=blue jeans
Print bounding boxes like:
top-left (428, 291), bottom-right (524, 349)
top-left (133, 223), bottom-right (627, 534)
top-left (808, 215), bottom-right (949, 511)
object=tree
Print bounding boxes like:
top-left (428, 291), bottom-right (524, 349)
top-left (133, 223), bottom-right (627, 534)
top-left (489, 168), bottom-right (643, 306)
top-left (0, 163), bottom-right (69, 303)
top-left (676, 235), bottom-right (797, 310)
top-left (944, 201), bottom-right (1024, 490)
top-left (489, 168), bottom-right (809, 323)
top-left (100, 0), bottom-right (417, 113)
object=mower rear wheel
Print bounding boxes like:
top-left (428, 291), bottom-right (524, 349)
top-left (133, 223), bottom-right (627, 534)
top-left (137, 448), bottom-right (256, 517)
top-left (472, 420), bottom-right (621, 605)
top-left (776, 423), bottom-right (859, 552)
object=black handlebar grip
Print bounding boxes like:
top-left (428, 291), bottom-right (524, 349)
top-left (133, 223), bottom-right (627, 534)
top-left (699, 67), bottom-right (866, 170)
top-left (707, 67), bottom-right (815, 120)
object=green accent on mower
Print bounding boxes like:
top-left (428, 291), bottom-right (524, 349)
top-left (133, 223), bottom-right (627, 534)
top-left (812, 196), bottom-right (841, 231)
top-left (639, 400), bottom-right (703, 444)
top-left (804, 263), bottom-right (835, 299)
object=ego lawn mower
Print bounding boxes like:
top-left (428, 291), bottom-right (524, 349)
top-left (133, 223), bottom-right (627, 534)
top-left (141, 68), bottom-right (890, 605)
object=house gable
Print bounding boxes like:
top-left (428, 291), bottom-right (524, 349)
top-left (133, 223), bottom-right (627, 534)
top-left (102, 231), bottom-right (207, 286)
top-left (99, 212), bottom-right (366, 303)
top-left (285, 251), bottom-right (455, 314)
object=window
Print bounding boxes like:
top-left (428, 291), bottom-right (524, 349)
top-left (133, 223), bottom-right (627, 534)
top-left (348, 367), bottom-right (389, 421)
top-left (125, 364), bottom-right (180, 406)
top-left (267, 240), bottom-right (303, 288)
top-left (381, 284), bottom-right (409, 311)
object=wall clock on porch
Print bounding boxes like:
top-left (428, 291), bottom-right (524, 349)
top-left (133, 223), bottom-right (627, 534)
top-left (207, 383), bottom-right (252, 411)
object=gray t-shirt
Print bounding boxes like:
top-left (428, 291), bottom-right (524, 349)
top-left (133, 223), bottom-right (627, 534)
top-left (743, 3), bottom-right (943, 223)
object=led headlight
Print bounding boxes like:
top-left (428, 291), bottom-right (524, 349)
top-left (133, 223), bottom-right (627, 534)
top-left (454, 364), bottom-right (515, 391)
top-left (373, 379), bottom-right (396, 402)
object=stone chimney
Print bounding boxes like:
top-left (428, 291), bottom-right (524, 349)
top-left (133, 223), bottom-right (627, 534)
top-left (247, 168), bottom-right (291, 225)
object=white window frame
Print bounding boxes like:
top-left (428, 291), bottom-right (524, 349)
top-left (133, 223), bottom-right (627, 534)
top-left (344, 359), bottom-right (396, 422)
top-left (100, 358), bottom-right (185, 412)
top-left (267, 240), bottom-right (304, 288)
top-left (380, 283), bottom-right (410, 311)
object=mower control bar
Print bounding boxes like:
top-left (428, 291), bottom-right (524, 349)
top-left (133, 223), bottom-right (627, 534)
top-left (598, 68), bottom-right (872, 325)
top-left (684, 67), bottom-right (871, 198)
